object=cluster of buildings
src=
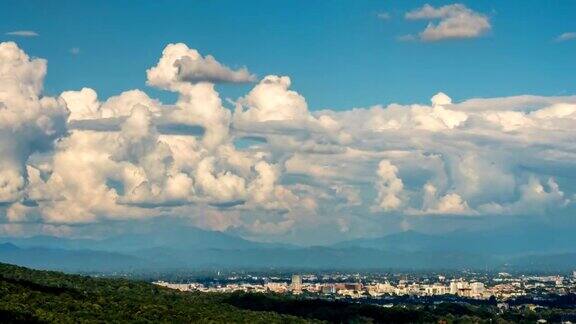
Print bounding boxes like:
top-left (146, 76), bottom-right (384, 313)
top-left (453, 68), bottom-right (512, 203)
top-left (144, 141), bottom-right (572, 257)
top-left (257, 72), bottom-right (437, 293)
top-left (267, 276), bottom-right (490, 299)
top-left (153, 271), bottom-right (576, 301)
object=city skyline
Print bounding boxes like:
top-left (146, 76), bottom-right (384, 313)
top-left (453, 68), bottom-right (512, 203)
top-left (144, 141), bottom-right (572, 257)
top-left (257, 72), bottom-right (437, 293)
top-left (154, 270), bottom-right (575, 301)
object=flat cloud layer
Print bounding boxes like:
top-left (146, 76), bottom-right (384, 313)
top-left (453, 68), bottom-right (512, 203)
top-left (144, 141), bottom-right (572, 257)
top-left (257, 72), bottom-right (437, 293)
top-left (1, 41), bottom-right (575, 243)
top-left (5, 31), bottom-right (39, 37)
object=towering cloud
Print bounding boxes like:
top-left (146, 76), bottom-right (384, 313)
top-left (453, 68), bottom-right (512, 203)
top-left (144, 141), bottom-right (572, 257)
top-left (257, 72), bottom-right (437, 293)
top-left (373, 160), bottom-right (404, 212)
top-left (0, 42), bottom-right (68, 203)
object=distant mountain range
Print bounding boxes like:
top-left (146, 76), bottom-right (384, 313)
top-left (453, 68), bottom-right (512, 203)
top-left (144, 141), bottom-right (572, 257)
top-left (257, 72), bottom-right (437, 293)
top-left (0, 243), bottom-right (149, 272)
top-left (2, 224), bottom-right (576, 273)
top-left (0, 226), bottom-right (274, 252)
top-left (334, 224), bottom-right (576, 256)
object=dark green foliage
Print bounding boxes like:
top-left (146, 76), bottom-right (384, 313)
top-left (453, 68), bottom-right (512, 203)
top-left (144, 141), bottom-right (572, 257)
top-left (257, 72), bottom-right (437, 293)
top-left (224, 292), bottom-right (434, 323)
top-left (0, 309), bottom-right (44, 323)
top-left (0, 263), bottom-right (310, 323)
top-left (223, 292), bottom-right (576, 324)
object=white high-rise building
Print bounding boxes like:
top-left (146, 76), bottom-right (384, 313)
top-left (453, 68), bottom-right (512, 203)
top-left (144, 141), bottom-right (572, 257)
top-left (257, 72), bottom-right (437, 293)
top-left (450, 281), bottom-right (458, 294)
top-left (424, 284), bottom-right (449, 296)
top-left (291, 274), bottom-right (302, 293)
top-left (374, 282), bottom-right (395, 294)
top-left (470, 282), bottom-right (485, 296)
top-left (555, 276), bottom-right (564, 287)
top-left (450, 280), bottom-right (472, 296)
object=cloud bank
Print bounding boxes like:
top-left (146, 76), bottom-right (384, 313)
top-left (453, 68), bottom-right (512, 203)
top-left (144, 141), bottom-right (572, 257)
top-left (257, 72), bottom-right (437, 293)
top-left (1, 41), bottom-right (575, 243)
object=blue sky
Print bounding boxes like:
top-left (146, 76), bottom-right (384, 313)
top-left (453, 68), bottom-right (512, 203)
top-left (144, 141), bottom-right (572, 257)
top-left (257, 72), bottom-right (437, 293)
top-left (1, 1), bottom-right (576, 244)
top-left (2, 0), bottom-right (575, 109)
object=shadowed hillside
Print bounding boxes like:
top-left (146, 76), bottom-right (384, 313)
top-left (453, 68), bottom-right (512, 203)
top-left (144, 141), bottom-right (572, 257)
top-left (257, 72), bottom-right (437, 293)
top-left (0, 262), bottom-right (310, 323)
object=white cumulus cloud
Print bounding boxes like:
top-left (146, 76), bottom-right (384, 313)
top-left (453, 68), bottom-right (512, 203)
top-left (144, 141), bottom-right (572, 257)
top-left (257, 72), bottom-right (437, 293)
top-left (372, 160), bottom-right (404, 212)
top-left (146, 43), bottom-right (255, 90)
top-left (405, 4), bottom-right (491, 41)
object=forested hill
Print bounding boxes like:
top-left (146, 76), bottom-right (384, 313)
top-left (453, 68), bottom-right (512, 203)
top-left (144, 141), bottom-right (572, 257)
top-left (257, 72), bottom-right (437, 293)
top-left (0, 262), bottom-right (310, 323)
top-left (3, 262), bottom-right (575, 323)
